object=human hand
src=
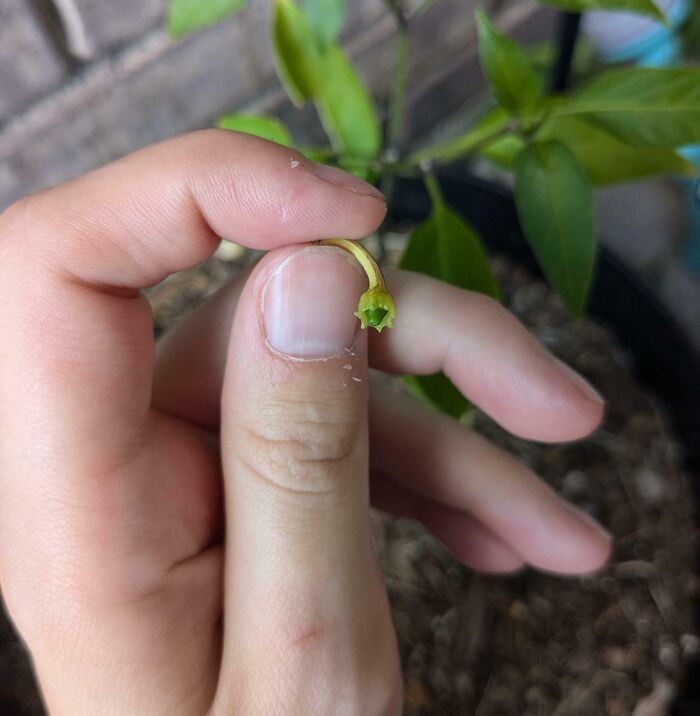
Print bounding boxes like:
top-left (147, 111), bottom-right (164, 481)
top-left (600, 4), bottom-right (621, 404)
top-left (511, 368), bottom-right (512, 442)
top-left (0, 132), bottom-right (610, 715)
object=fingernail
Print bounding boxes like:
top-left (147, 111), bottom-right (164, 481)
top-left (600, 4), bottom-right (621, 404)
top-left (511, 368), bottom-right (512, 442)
top-left (312, 162), bottom-right (385, 201)
top-left (552, 357), bottom-right (605, 405)
top-left (263, 246), bottom-right (365, 358)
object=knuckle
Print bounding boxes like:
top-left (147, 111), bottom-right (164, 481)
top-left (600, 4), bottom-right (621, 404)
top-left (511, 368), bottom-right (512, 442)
top-left (1, 537), bottom-right (168, 653)
top-left (0, 553), bottom-right (80, 650)
top-left (468, 290), bottom-right (501, 313)
top-left (0, 193), bottom-right (33, 229)
top-left (0, 192), bottom-right (58, 281)
top-left (0, 195), bottom-right (33, 256)
top-left (238, 391), bottom-right (362, 495)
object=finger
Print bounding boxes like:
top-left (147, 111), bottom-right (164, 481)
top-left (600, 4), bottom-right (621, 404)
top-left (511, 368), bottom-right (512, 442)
top-left (0, 129), bottom-right (386, 580)
top-left (154, 267), bottom-right (251, 429)
top-left (370, 269), bottom-right (605, 443)
top-left (152, 271), bottom-right (610, 575)
top-left (157, 277), bottom-right (527, 577)
top-left (154, 268), bottom-right (604, 443)
top-left (215, 245), bottom-right (401, 714)
top-left (2, 130), bottom-right (385, 460)
top-left (156, 292), bottom-right (531, 576)
top-left (0, 132), bottom-right (386, 711)
top-left (370, 386), bottom-right (612, 575)
top-left (370, 476), bottom-right (526, 574)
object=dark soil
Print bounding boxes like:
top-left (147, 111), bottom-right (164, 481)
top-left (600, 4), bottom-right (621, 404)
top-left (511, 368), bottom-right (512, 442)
top-left (1, 247), bottom-right (696, 716)
top-left (377, 255), bottom-right (698, 716)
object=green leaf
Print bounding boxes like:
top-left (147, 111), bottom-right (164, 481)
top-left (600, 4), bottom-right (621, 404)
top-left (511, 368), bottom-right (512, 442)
top-left (480, 133), bottom-right (525, 168)
top-left (217, 114), bottom-right (293, 146)
top-left (403, 374), bottom-right (471, 420)
top-left (680, 2), bottom-right (700, 55)
top-left (478, 113), bottom-right (694, 183)
top-left (514, 141), bottom-right (596, 317)
top-left (315, 45), bottom-right (380, 158)
top-left (303, 0), bottom-right (346, 47)
top-left (338, 159), bottom-right (377, 183)
top-left (400, 195), bottom-right (500, 300)
top-left (410, 106), bottom-right (512, 164)
top-left (525, 36), bottom-right (597, 78)
top-left (540, 116), bottom-right (693, 184)
top-left (271, 0), bottom-right (378, 155)
top-left (467, 108), bottom-right (526, 167)
top-left (167, 0), bottom-right (247, 38)
top-left (399, 176), bottom-right (500, 420)
top-left (475, 11), bottom-right (541, 114)
top-left (536, 0), bottom-right (665, 22)
top-left (272, 0), bottom-right (321, 106)
top-left (552, 67), bottom-right (700, 148)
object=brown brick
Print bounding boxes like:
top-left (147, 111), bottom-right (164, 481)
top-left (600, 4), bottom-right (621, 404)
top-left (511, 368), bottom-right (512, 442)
top-left (57, 0), bottom-right (382, 60)
top-left (54, 0), bottom-right (164, 58)
top-left (0, 0), bottom-right (544, 211)
top-left (0, 0), bottom-right (69, 122)
top-left (0, 0), bottom-right (386, 208)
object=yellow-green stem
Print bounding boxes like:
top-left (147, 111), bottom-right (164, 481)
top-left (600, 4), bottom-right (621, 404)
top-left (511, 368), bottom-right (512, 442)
top-left (317, 238), bottom-right (384, 289)
top-left (315, 239), bottom-right (396, 332)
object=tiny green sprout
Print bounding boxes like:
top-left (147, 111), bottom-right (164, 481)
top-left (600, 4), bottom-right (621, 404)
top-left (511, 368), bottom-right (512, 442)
top-left (314, 238), bottom-right (396, 333)
top-left (354, 285), bottom-right (395, 331)
top-left (367, 308), bottom-right (388, 326)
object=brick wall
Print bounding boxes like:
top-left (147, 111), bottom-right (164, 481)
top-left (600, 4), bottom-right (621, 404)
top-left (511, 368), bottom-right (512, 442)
top-left (0, 0), bottom-right (553, 211)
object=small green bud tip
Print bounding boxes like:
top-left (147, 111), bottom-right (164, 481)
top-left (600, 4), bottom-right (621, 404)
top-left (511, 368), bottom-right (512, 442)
top-left (313, 238), bottom-right (396, 333)
top-left (366, 308), bottom-right (388, 327)
top-left (354, 286), bottom-right (396, 333)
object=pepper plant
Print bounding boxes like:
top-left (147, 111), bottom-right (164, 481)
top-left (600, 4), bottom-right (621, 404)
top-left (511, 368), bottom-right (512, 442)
top-left (167, 0), bottom-right (700, 420)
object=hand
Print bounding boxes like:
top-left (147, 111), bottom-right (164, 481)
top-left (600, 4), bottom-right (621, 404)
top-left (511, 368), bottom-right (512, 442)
top-left (0, 131), bottom-right (610, 715)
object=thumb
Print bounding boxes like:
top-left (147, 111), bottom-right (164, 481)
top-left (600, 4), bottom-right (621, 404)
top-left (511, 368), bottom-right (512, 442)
top-left (216, 244), bottom-right (402, 714)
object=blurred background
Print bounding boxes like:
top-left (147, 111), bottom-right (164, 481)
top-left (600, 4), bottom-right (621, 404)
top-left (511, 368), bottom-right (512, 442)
top-left (2, 1), bottom-right (700, 714)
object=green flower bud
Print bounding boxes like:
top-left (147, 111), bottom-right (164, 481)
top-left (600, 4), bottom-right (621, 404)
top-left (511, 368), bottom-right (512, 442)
top-left (355, 286), bottom-right (396, 332)
top-left (315, 238), bottom-right (396, 333)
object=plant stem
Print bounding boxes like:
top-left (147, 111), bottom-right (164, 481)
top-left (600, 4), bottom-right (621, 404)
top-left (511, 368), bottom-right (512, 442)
top-left (305, 121), bottom-right (513, 178)
top-left (316, 238), bottom-right (385, 290)
top-left (422, 170), bottom-right (444, 209)
top-left (387, 23), bottom-right (409, 153)
top-left (304, 115), bottom-right (519, 179)
top-left (303, 148), bottom-right (420, 174)
top-left (410, 120), bottom-right (514, 165)
top-left (315, 238), bottom-right (396, 332)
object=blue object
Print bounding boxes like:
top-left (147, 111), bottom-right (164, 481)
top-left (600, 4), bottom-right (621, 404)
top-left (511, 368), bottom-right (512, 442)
top-left (594, 0), bottom-right (700, 274)
top-left (595, 1), bottom-right (689, 65)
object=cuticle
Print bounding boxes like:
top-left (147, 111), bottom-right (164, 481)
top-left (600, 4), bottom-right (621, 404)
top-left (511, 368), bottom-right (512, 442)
top-left (263, 335), bottom-right (360, 364)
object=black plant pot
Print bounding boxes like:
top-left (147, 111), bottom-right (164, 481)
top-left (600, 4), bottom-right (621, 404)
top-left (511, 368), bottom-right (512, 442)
top-left (392, 168), bottom-right (700, 714)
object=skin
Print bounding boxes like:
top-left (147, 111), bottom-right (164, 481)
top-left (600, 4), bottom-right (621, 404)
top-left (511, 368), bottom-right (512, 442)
top-left (0, 130), bottom-right (611, 715)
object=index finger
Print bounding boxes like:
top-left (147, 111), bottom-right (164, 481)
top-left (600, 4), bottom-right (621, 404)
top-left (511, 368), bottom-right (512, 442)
top-left (4, 129), bottom-right (386, 289)
top-left (0, 129), bottom-right (386, 497)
